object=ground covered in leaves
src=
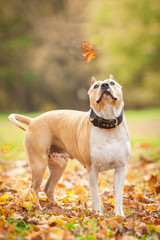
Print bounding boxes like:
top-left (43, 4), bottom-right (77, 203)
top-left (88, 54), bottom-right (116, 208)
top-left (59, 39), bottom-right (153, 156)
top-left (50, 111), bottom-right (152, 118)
top-left (0, 142), bottom-right (160, 240)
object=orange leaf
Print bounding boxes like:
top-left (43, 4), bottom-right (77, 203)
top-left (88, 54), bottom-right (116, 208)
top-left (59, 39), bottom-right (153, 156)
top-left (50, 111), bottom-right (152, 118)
top-left (81, 41), bottom-right (95, 64)
top-left (134, 193), bottom-right (143, 199)
top-left (146, 204), bottom-right (155, 211)
top-left (139, 142), bottom-right (151, 149)
top-left (82, 49), bottom-right (91, 57)
top-left (108, 219), bottom-right (118, 229)
top-left (2, 145), bottom-right (10, 153)
top-left (144, 174), bottom-right (158, 184)
top-left (85, 50), bottom-right (95, 64)
top-left (81, 41), bottom-right (93, 50)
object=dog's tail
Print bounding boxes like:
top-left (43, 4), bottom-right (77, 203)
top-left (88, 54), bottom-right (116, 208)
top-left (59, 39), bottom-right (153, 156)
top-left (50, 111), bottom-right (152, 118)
top-left (8, 114), bottom-right (32, 131)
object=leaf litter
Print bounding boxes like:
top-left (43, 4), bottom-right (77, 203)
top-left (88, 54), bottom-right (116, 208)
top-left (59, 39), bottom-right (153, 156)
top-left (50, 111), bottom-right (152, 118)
top-left (0, 141), bottom-right (160, 239)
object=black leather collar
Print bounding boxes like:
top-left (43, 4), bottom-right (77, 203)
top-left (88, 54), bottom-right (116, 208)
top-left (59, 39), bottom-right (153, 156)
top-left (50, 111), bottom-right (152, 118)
top-left (89, 107), bottom-right (123, 129)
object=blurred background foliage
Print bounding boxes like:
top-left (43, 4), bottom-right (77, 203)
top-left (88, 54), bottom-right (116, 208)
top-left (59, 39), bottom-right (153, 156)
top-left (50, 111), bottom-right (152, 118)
top-left (0, 0), bottom-right (159, 112)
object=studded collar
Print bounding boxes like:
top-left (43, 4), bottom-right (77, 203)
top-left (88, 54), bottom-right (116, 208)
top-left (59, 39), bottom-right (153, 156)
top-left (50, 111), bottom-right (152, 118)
top-left (89, 107), bottom-right (124, 129)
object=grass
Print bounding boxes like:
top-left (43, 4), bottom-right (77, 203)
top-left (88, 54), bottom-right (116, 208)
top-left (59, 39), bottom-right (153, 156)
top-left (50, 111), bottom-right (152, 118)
top-left (0, 109), bottom-right (160, 161)
top-left (125, 108), bottom-right (160, 146)
top-left (0, 112), bottom-right (41, 160)
top-left (125, 108), bottom-right (160, 120)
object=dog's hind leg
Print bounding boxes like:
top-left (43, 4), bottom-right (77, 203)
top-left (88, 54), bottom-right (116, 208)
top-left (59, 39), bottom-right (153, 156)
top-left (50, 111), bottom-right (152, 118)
top-left (44, 154), bottom-right (68, 204)
top-left (30, 157), bottom-right (47, 209)
top-left (24, 135), bottom-right (48, 209)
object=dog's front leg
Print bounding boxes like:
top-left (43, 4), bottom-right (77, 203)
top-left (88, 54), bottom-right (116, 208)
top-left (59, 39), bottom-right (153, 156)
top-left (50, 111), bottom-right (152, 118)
top-left (88, 165), bottom-right (101, 212)
top-left (114, 166), bottom-right (126, 216)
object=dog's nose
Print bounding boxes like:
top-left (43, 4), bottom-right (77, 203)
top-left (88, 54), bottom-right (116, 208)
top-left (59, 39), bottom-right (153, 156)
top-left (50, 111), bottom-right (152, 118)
top-left (101, 83), bottom-right (109, 89)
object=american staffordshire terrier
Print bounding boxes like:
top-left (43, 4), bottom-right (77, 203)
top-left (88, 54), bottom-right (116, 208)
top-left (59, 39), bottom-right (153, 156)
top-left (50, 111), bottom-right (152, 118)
top-left (9, 75), bottom-right (131, 216)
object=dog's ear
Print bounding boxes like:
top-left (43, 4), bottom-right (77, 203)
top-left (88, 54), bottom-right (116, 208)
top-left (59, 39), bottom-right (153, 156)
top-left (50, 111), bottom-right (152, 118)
top-left (109, 74), bottom-right (114, 80)
top-left (91, 76), bottom-right (96, 85)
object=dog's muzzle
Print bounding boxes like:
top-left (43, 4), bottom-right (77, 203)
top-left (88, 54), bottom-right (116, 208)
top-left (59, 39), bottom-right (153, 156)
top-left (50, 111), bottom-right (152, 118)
top-left (96, 83), bottom-right (117, 103)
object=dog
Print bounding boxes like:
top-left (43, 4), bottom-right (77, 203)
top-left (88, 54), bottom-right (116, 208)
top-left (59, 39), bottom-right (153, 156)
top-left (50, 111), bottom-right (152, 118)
top-left (9, 74), bottom-right (131, 216)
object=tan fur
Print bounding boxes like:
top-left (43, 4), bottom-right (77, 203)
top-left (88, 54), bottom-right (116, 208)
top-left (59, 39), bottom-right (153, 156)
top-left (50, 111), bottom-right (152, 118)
top-left (8, 75), bottom-right (130, 215)
top-left (88, 79), bottom-right (123, 113)
top-left (25, 110), bottom-right (91, 170)
top-left (8, 114), bottom-right (31, 131)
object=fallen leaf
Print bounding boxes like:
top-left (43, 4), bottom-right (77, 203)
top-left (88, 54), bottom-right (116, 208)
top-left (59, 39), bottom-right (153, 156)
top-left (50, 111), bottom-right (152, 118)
top-left (2, 145), bottom-right (10, 153)
top-left (138, 142), bottom-right (151, 149)
top-left (124, 185), bottom-right (134, 192)
top-left (11, 213), bottom-right (23, 220)
top-left (148, 224), bottom-right (160, 233)
top-left (108, 197), bottom-right (115, 206)
top-left (143, 174), bottom-right (159, 184)
top-left (68, 191), bottom-right (75, 197)
top-left (146, 204), bottom-right (156, 211)
top-left (0, 220), bottom-right (5, 231)
top-left (108, 219), bottom-right (118, 229)
top-left (0, 138), bottom-right (160, 240)
top-left (23, 201), bottom-right (33, 209)
top-left (0, 193), bottom-right (10, 202)
top-left (49, 216), bottom-right (66, 227)
top-left (139, 155), bottom-right (153, 164)
top-left (155, 184), bottom-right (160, 194)
top-left (137, 195), bottom-right (154, 204)
top-left (28, 217), bottom-right (46, 225)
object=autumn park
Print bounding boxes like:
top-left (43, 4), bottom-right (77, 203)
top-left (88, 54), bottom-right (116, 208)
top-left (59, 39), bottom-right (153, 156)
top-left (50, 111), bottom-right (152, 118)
top-left (0, 0), bottom-right (160, 239)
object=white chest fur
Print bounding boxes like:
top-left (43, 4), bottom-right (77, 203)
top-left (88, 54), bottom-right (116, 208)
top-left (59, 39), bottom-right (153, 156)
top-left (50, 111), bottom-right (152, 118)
top-left (90, 119), bottom-right (131, 172)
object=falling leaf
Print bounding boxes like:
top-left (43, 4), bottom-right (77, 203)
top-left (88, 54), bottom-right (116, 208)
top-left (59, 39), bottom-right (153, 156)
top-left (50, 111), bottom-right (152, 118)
top-left (2, 145), bottom-right (10, 153)
top-left (81, 41), bottom-right (95, 64)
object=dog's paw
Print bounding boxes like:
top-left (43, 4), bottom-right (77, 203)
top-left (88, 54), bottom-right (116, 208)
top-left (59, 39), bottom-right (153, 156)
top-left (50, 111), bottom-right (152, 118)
top-left (39, 204), bottom-right (44, 211)
top-left (114, 211), bottom-right (125, 217)
top-left (99, 211), bottom-right (104, 216)
top-left (35, 201), bottom-right (44, 211)
top-left (50, 199), bottom-right (58, 205)
top-left (114, 205), bottom-right (125, 217)
top-left (92, 208), bottom-right (103, 216)
top-left (95, 210), bottom-right (103, 216)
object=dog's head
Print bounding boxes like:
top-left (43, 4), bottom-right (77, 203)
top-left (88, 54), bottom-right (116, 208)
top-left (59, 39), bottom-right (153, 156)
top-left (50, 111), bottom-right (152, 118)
top-left (88, 75), bottom-right (123, 115)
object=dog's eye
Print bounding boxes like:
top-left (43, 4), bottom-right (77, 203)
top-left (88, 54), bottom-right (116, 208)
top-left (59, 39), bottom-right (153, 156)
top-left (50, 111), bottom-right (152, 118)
top-left (94, 84), bottom-right (99, 89)
top-left (110, 81), bottom-right (115, 85)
